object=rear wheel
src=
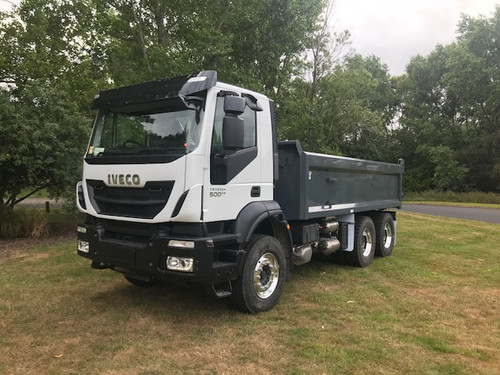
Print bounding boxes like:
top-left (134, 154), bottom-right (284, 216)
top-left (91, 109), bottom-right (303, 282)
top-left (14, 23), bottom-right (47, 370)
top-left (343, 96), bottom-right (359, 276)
top-left (232, 235), bottom-right (286, 313)
top-left (373, 212), bottom-right (395, 257)
top-left (345, 216), bottom-right (376, 268)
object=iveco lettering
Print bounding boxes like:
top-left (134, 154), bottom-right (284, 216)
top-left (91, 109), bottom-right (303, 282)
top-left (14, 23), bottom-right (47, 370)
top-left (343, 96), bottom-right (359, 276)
top-left (76, 71), bottom-right (404, 313)
top-left (107, 174), bottom-right (141, 186)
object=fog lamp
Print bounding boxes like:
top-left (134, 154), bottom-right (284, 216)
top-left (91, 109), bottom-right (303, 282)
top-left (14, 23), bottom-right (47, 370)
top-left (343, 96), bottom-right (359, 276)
top-left (166, 256), bottom-right (194, 272)
top-left (168, 240), bottom-right (195, 249)
top-left (77, 240), bottom-right (89, 253)
top-left (77, 226), bottom-right (87, 233)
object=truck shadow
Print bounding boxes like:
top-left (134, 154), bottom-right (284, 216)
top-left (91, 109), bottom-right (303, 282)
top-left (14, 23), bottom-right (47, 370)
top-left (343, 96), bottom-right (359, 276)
top-left (86, 252), bottom-right (354, 320)
top-left (90, 278), bottom-right (235, 317)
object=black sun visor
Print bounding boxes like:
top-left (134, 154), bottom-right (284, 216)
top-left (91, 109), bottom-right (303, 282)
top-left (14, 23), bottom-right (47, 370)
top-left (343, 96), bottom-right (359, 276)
top-left (91, 71), bottom-right (217, 110)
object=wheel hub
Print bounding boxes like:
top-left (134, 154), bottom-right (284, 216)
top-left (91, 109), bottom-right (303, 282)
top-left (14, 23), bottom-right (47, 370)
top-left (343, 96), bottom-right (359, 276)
top-left (383, 222), bottom-right (393, 248)
top-left (253, 252), bottom-right (279, 299)
top-left (362, 228), bottom-right (373, 257)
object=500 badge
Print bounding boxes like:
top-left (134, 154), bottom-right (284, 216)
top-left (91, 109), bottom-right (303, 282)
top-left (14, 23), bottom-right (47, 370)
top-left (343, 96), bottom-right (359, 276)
top-left (209, 188), bottom-right (226, 198)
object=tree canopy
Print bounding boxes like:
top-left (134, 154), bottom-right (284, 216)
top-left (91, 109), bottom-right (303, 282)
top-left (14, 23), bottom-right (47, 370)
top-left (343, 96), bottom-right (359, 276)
top-left (0, 1), bottom-right (499, 211)
top-left (394, 6), bottom-right (500, 191)
top-left (0, 83), bottom-right (88, 210)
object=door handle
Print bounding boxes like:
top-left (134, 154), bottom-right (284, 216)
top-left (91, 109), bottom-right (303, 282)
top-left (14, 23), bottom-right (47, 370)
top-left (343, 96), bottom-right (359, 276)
top-left (251, 186), bottom-right (261, 197)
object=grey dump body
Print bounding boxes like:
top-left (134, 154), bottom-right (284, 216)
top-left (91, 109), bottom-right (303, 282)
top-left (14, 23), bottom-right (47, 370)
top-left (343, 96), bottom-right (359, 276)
top-left (275, 141), bottom-right (403, 220)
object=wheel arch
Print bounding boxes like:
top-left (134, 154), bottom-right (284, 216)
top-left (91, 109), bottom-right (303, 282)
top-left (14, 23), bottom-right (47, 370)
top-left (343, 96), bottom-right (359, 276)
top-left (234, 201), bottom-right (293, 280)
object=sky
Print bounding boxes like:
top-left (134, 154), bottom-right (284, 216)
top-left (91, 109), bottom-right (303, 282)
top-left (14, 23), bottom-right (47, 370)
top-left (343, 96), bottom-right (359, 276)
top-left (1, 0), bottom-right (499, 76)
top-left (333, 0), bottom-right (499, 75)
top-left (0, 0), bottom-right (15, 12)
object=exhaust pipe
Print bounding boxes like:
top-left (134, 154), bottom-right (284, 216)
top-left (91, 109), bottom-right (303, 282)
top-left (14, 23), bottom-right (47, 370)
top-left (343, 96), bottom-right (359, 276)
top-left (293, 244), bottom-right (313, 266)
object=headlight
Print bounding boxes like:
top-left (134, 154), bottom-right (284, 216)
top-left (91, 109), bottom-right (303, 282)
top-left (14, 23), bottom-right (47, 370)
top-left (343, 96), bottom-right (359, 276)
top-left (77, 240), bottom-right (90, 253)
top-left (166, 256), bottom-right (194, 272)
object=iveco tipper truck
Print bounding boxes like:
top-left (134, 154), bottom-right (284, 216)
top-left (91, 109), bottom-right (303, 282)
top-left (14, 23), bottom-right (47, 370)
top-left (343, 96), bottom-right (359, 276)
top-left (76, 71), bottom-right (403, 313)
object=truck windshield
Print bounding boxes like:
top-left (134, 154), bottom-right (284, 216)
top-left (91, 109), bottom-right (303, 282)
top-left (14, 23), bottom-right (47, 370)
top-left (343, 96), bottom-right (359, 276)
top-left (87, 100), bottom-right (204, 159)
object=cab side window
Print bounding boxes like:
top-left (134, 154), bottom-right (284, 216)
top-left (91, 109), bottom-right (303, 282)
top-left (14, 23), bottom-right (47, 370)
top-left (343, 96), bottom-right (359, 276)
top-left (210, 94), bottom-right (258, 185)
top-left (212, 96), bottom-right (256, 152)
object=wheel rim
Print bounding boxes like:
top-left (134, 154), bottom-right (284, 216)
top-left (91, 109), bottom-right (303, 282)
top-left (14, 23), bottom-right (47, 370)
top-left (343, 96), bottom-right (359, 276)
top-left (383, 222), bottom-right (393, 249)
top-left (362, 228), bottom-right (373, 257)
top-left (253, 252), bottom-right (280, 299)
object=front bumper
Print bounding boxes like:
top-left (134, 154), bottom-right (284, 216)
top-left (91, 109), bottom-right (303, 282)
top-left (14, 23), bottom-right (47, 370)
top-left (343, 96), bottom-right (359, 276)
top-left (76, 222), bottom-right (242, 286)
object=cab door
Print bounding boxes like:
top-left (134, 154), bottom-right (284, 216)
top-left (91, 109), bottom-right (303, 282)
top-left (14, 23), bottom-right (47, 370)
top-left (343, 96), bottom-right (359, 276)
top-left (203, 92), bottom-right (263, 222)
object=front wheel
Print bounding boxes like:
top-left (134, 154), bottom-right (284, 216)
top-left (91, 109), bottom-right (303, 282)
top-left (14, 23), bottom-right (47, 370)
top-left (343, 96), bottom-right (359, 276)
top-left (232, 235), bottom-right (286, 313)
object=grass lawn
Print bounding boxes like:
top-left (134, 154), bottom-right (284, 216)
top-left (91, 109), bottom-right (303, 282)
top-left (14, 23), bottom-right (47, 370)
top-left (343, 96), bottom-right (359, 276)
top-left (403, 191), bottom-right (500, 205)
top-left (403, 201), bottom-right (500, 209)
top-left (0, 211), bottom-right (498, 374)
top-left (18, 188), bottom-right (50, 199)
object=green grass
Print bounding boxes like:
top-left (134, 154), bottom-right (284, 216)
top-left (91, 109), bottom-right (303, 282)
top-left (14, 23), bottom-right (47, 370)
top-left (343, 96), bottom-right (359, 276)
top-left (18, 188), bottom-right (50, 199)
top-left (403, 201), bottom-right (500, 209)
top-left (404, 190), bottom-right (500, 205)
top-left (0, 212), bottom-right (499, 374)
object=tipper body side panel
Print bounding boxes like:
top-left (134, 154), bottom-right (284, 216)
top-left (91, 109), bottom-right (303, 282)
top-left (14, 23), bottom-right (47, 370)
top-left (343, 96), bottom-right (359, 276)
top-left (275, 141), bottom-right (403, 220)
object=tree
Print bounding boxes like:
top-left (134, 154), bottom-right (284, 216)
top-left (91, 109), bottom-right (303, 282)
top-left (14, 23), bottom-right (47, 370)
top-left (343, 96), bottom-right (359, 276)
top-left (0, 0), bottom-right (103, 211)
top-left (395, 6), bottom-right (500, 192)
top-left (90, 0), bottom-right (324, 96)
top-left (0, 0), bottom-right (107, 113)
top-left (0, 83), bottom-right (89, 211)
top-left (444, 6), bottom-right (500, 191)
top-left (427, 146), bottom-right (469, 191)
top-left (280, 53), bottom-right (396, 161)
top-left (277, 0), bottom-right (347, 154)
top-left (393, 45), bottom-right (463, 191)
top-left (335, 55), bottom-right (397, 160)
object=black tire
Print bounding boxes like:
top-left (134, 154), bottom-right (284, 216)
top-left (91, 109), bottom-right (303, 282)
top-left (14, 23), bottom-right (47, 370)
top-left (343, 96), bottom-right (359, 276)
top-left (123, 274), bottom-right (155, 287)
top-left (345, 216), bottom-right (376, 268)
top-left (232, 235), bottom-right (286, 314)
top-left (373, 212), bottom-right (395, 257)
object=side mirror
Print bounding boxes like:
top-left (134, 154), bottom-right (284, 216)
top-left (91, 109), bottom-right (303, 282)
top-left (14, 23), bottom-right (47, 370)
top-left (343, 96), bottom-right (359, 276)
top-left (224, 96), bottom-right (245, 115)
top-left (223, 96), bottom-right (246, 150)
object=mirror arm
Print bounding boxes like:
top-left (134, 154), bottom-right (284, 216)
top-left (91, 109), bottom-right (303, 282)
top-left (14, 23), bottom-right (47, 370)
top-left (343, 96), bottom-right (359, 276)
top-left (241, 93), bottom-right (263, 111)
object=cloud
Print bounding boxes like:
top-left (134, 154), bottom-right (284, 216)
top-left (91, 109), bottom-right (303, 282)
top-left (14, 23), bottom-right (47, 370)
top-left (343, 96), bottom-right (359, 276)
top-left (333, 0), bottom-right (499, 75)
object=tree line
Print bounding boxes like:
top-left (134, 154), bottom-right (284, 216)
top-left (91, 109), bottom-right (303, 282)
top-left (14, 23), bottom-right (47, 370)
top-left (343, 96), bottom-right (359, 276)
top-left (1, 0), bottom-right (499, 210)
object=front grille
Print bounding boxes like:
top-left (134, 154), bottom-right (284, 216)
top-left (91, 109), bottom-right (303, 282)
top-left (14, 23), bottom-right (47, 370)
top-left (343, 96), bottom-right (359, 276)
top-left (86, 179), bottom-right (175, 219)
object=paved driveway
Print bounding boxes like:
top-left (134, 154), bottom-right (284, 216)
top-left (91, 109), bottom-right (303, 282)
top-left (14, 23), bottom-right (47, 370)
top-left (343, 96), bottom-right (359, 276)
top-left (402, 204), bottom-right (500, 224)
top-left (17, 198), bottom-right (65, 209)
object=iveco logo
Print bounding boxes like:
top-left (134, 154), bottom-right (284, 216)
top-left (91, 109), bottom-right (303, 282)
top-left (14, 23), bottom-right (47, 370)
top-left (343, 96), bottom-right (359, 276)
top-left (107, 174), bottom-right (141, 186)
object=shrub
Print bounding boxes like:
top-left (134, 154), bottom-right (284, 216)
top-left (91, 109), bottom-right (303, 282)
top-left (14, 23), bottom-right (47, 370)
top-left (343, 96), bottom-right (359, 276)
top-left (20, 210), bottom-right (49, 238)
top-left (0, 210), bottom-right (23, 238)
top-left (0, 209), bottom-right (49, 239)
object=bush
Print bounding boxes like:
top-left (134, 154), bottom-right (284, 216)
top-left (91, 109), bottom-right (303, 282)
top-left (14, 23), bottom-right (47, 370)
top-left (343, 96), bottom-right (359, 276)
top-left (20, 210), bottom-right (49, 238)
top-left (0, 209), bottom-right (49, 239)
top-left (0, 210), bottom-right (23, 238)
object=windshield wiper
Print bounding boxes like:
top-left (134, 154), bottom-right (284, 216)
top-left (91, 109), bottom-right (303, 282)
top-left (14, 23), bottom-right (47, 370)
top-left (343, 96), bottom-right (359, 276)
top-left (137, 147), bottom-right (187, 154)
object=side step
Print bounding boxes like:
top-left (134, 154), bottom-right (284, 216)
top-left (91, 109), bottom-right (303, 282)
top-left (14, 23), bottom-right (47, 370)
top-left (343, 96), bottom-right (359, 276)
top-left (207, 281), bottom-right (233, 298)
